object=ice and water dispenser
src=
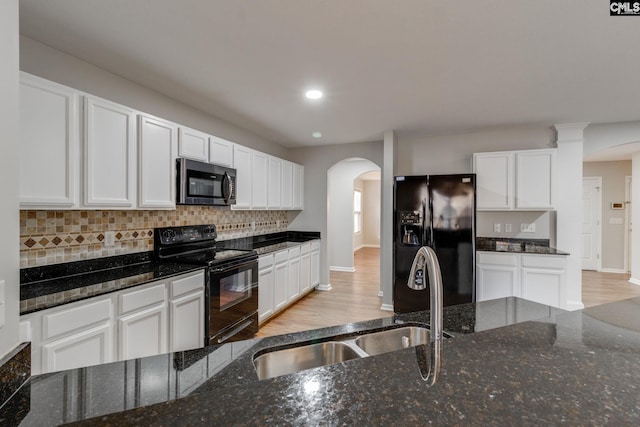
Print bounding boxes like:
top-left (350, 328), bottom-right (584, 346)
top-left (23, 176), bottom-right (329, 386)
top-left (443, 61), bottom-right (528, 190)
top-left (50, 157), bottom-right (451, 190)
top-left (398, 211), bottom-right (422, 246)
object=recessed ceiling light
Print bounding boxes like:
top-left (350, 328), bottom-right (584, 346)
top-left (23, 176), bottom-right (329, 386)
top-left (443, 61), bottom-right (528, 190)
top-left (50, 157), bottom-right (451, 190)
top-left (305, 89), bottom-right (323, 100)
top-left (312, 132), bottom-right (322, 138)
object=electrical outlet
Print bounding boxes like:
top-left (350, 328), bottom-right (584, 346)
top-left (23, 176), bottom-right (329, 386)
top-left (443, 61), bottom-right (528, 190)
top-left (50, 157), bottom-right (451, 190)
top-left (251, 221), bottom-right (256, 231)
top-left (520, 223), bottom-right (536, 233)
top-left (505, 223), bottom-right (512, 233)
top-left (104, 231), bottom-right (115, 247)
top-left (493, 223), bottom-right (501, 233)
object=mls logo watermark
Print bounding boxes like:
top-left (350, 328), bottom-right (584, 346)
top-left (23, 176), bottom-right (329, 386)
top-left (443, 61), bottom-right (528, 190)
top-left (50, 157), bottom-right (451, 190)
top-left (610, 1), bottom-right (640, 15)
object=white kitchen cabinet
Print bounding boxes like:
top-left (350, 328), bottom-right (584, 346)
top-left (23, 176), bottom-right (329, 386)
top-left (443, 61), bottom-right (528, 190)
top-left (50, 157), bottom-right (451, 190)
top-left (252, 150), bottom-right (269, 209)
top-left (118, 304), bottom-right (167, 360)
top-left (274, 250), bottom-right (289, 311)
top-left (19, 73), bottom-right (79, 208)
top-left (138, 115), bottom-right (178, 209)
top-left (299, 243), bottom-right (311, 294)
top-left (515, 149), bottom-right (556, 209)
top-left (169, 271), bottom-right (205, 352)
top-left (178, 126), bottom-right (209, 162)
top-left (473, 148), bottom-right (556, 211)
top-left (287, 247), bottom-right (300, 302)
top-left (258, 254), bottom-right (275, 323)
top-left (43, 323), bottom-right (113, 373)
top-left (268, 156), bottom-right (282, 209)
top-left (476, 252), bottom-right (520, 302)
top-left (84, 95), bottom-right (137, 208)
top-left (310, 240), bottom-right (320, 287)
top-left (209, 136), bottom-right (234, 167)
top-left (520, 255), bottom-right (566, 308)
top-left (281, 161), bottom-right (294, 209)
top-left (293, 163), bottom-right (304, 210)
top-left (232, 144), bottom-right (252, 209)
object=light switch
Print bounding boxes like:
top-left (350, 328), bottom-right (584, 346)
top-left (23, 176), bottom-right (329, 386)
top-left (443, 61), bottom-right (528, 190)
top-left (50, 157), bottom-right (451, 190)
top-left (494, 223), bottom-right (501, 233)
top-left (520, 223), bottom-right (536, 233)
top-left (104, 231), bottom-right (115, 247)
top-left (505, 223), bottom-right (512, 232)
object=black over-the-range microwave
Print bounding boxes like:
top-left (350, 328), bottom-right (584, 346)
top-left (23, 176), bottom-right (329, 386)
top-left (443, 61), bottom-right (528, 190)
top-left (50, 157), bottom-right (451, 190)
top-left (176, 158), bottom-right (237, 206)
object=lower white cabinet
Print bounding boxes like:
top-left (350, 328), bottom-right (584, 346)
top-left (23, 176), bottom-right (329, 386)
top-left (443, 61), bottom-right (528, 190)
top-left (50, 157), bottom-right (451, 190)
top-left (258, 240), bottom-right (320, 324)
top-left (476, 251), bottom-right (567, 309)
top-left (21, 270), bottom-right (204, 375)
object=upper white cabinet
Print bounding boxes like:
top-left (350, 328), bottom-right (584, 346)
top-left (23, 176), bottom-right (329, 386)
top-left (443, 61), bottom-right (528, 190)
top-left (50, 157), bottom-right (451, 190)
top-left (268, 156), bottom-right (282, 209)
top-left (209, 136), bottom-right (234, 167)
top-left (473, 148), bottom-right (556, 211)
top-left (281, 161), bottom-right (293, 210)
top-left (251, 150), bottom-right (269, 209)
top-left (178, 126), bottom-right (209, 162)
top-left (293, 163), bottom-right (304, 210)
top-left (138, 115), bottom-right (178, 209)
top-left (84, 95), bottom-right (137, 208)
top-left (232, 144), bottom-right (253, 209)
top-left (19, 74), bottom-right (79, 208)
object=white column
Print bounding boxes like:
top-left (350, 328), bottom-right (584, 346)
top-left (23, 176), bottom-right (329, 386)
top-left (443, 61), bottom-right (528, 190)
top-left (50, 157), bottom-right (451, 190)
top-left (554, 123), bottom-right (589, 310)
top-left (629, 153), bottom-right (640, 285)
top-left (380, 130), bottom-right (397, 311)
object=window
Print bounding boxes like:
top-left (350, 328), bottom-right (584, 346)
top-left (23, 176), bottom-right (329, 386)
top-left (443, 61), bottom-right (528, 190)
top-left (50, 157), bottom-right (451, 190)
top-left (354, 190), bottom-right (362, 234)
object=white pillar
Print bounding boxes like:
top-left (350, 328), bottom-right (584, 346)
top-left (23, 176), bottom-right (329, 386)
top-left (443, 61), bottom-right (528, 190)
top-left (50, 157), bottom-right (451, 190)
top-left (380, 130), bottom-right (397, 311)
top-left (554, 123), bottom-right (589, 310)
top-left (629, 153), bottom-right (640, 285)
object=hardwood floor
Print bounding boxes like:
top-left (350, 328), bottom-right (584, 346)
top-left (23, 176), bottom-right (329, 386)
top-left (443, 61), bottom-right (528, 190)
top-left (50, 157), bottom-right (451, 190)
top-left (582, 270), bottom-right (640, 308)
top-left (257, 249), bottom-right (640, 337)
top-left (256, 247), bottom-right (390, 337)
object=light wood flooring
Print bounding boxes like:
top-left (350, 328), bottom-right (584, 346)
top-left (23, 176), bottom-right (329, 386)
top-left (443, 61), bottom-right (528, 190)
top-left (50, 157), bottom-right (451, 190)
top-left (256, 247), bottom-right (391, 337)
top-left (256, 248), bottom-right (640, 337)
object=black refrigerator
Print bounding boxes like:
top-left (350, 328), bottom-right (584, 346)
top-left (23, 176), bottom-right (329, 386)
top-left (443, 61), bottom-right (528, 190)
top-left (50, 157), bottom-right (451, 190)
top-left (393, 174), bottom-right (476, 313)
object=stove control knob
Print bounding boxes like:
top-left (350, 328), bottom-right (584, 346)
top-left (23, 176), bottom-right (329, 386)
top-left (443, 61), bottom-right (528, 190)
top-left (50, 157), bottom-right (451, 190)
top-left (162, 229), bottom-right (176, 243)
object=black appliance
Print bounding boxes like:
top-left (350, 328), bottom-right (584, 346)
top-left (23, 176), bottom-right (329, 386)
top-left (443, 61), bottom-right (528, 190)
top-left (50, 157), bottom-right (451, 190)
top-left (176, 158), bottom-right (236, 206)
top-left (154, 224), bottom-right (258, 345)
top-left (393, 174), bottom-right (476, 313)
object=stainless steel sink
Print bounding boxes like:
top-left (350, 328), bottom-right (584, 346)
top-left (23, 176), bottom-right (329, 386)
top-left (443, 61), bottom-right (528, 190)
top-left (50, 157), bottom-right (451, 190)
top-left (354, 326), bottom-right (430, 356)
top-left (253, 341), bottom-right (364, 380)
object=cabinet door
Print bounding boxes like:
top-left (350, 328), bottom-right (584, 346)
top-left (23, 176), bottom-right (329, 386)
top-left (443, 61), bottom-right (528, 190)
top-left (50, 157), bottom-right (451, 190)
top-left (170, 291), bottom-right (204, 352)
top-left (43, 323), bottom-right (112, 373)
top-left (300, 251), bottom-right (311, 294)
top-left (281, 161), bottom-right (293, 209)
top-left (252, 151), bottom-right (269, 209)
top-left (287, 248), bottom-right (300, 303)
top-left (232, 144), bottom-right (252, 209)
top-left (311, 243), bottom-right (320, 287)
top-left (476, 264), bottom-right (519, 301)
top-left (118, 303), bottom-right (167, 360)
top-left (473, 152), bottom-right (513, 210)
top-left (515, 149), bottom-right (555, 210)
top-left (84, 96), bottom-right (136, 207)
top-left (268, 156), bottom-right (282, 209)
top-left (258, 264), bottom-right (274, 323)
top-left (275, 256), bottom-right (289, 311)
top-left (138, 115), bottom-right (177, 208)
top-left (20, 73), bottom-right (79, 208)
top-left (293, 163), bottom-right (304, 210)
top-left (178, 126), bottom-right (209, 162)
top-left (209, 136), bottom-right (234, 167)
top-left (521, 268), bottom-right (564, 308)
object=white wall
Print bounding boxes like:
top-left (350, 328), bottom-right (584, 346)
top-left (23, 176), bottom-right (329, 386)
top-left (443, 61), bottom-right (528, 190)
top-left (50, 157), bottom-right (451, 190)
top-left (584, 121), bottom-right (640, 158)
top-left (477, 211), bottom-right (554, 243)
top-left (362, 179), bottom-right (381, 247)
top-left (19, 36), bottom-right (288, 159)
top-left (288, 141), bottom-right (383, 288)
top-left (353, 179), bottom-right (364, 252)
top-left (0, 0), bottom-right (20, 358)
top-left (328, 160), bottom-right (379, 272)
top-left (583, 161), bottom-right (632, 272)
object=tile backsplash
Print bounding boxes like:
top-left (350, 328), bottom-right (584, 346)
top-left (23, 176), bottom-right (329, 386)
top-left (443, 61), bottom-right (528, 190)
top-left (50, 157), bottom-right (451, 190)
top-left (20, 207), bottom-right (288, 267)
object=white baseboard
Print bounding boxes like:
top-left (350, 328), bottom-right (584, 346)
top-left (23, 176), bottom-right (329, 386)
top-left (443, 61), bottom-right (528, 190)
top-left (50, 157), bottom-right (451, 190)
top-left (377, 290), bottom-right (383, 297)
top-left (316, 283), bottom-right (332, 291)
top-left (359, 244), bottom-right (380, 249)
top-left (565, 300), bottom-right (585, 311)
top-left (601, 268), bottom-right (627, 274)
top-left (628, 277), bottom-right (640, 286)
top-left (380, 303), bottom-right (394, 312)
top-left (330, 266), bottom-right (356, 272)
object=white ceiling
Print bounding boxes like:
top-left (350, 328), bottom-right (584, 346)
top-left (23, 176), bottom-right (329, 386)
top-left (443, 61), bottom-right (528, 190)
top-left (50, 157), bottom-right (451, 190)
top-left (19, 0), bottom-right (640, 148)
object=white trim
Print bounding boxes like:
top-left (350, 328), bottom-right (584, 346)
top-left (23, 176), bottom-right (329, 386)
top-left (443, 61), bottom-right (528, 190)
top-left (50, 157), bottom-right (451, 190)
top-left (330, 266), bottom-right (356, 272)
top-left (380, 303), bottom-right (394, 312)
top-left (625, 176), bottom-right (632, 274)
top-left (377, 290), bottom-right (383, 297)
top-left (581, 176), bottom-right (602, 271)
top-left (353, 243), bottom-right (364, 252)
top-left (628, 277), bottom-right (640, 287)
top-left (316, 283), bottom-right (332, 291)
top-left (565, 300), bottom-right (585, 311)
top-left (359, 244), bottom-right (381, 249)
top-left (601, 268), bottom-right (627, 274)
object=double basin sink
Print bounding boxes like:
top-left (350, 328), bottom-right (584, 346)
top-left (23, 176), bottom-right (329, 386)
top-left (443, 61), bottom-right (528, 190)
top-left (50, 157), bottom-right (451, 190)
top-left (254, 325), bottom-right (448, 380)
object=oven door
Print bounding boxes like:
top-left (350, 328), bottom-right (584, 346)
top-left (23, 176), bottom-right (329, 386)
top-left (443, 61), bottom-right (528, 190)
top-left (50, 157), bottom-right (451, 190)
top-left (209, 258), bottom-right (258, 344)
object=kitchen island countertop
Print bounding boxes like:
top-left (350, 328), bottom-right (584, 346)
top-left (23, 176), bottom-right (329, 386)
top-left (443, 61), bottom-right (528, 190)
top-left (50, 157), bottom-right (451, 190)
top-left (11, 296), bottom-right (640, 425)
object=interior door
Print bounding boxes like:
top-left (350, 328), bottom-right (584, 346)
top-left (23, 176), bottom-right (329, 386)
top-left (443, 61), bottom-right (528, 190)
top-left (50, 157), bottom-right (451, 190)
top-left (582, 177), bottom-right (601, 271)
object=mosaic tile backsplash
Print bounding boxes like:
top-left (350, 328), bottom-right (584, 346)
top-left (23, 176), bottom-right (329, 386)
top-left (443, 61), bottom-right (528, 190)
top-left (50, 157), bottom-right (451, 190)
top-left (20, 207), bottom-right (288, 267)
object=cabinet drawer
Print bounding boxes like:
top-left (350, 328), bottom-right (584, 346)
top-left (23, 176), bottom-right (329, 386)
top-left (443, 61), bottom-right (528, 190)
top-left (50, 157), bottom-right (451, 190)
top-left (522, 255), bottom-right (565, 270)
top-left (300, 243), bottom-right (311, 255)
top-left (259, 254), bottom-right (274, 269)
top-left (275, 249), bottom-right (289, 264)
top-left (477, 252), bottom-right (518, 266)
top-left (43, 297), bottom-right (112, 341)
top-left (170, 271), bottom-right (205, 299)
top-left (288, 246), bottom-right (300, 259)
top-left (119, 283), bottom-right (167, 315)
top-left (311, 240), bottom-right (320, 251)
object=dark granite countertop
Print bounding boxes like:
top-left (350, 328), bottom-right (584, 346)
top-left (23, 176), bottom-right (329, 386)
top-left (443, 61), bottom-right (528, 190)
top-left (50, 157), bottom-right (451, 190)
top-left (219, 230), bottom-right (320, 256)
top-left (477, 237), bottom-right (570, 255)
top-left (12, 296), bottom-right (640, 425)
